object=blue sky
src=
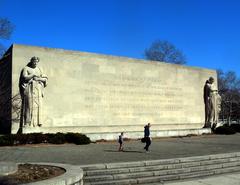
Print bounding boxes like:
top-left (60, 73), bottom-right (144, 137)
top-left (0, 0), bottom-right (240, 75)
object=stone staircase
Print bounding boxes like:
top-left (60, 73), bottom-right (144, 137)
top-left (81, 152), bottom-right (240, 185)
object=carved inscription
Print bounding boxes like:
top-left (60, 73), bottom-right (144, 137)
top-left (81, 74), bottom-right (186, 121)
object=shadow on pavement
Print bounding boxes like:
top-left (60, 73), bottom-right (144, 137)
top-left (104, 149), bottom-right (144, 153)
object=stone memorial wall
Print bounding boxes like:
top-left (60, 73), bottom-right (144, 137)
top-left (0, 44), bottom-right (217, 140)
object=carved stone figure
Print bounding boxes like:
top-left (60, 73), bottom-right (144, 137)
top-left (19, 57), bottom-right (48, 127)
top-left (204, 80), bottom-right (211, 127)
top-left (203, 77), bottom-right (221, 129)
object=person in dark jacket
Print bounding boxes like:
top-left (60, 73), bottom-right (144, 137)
top-left (118, 132), bottom-right (124, 151)
top-left (144, 123), bottom-right (151, 152)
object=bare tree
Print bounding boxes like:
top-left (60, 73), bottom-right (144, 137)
top-left (145, 40), bottom-right (186, 65)
top-left (0, 44), bottom-right (5, 57)
top-left (217, 69), bottom-right (240, 123)
top-left (0, 18), bottom-right (14, 57)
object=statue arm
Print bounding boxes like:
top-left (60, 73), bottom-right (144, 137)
top-left (36, 68), bottom-right (48, 84)
top-left (33, 76), bottom-right (47, 83)
top-left (33, 73), bottom-right (48, 87)
top-left (209, 84), bottom-right (218, 92)
top-left (22, 67), bottom-right (36, 81)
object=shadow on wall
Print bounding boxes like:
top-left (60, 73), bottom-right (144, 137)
top-left (0, 47), bottom-right (12, 134)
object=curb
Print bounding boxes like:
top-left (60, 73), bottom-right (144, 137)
top-left (0, 162), bottom-right (83, 185)
top-left (21, 163), bottom-right (83, 185)
top-left (0, 161), bottom-right (18, 175)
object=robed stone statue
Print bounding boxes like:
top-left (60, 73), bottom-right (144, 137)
top-left (203, 77), bottom-right (221, 129)
top-left (19, 56), bottom-right (48, 128)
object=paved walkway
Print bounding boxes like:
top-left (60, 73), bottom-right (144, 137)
top-left (166, 172), bottom-right (240, 185)
top-left (1, 133), bottom-right (240, 165)
top-left (1, 133), bottom-right (240, 184)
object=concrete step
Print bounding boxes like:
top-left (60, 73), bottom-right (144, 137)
top-left (142, 166), bottom-right (240, 185)
top-left (82, 152), bottom-right (240, 171)
top-left (82, 152), bottom-right (240, 185)
top-left (84, 161), bottom-right (240, 183)
top-left (84, 157), bottom-right (240, 176)
top-left (85, 166), bottom-right (240, 185)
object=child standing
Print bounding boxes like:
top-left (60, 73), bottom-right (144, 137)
top-left (118, 132), bottom-right (124, 151)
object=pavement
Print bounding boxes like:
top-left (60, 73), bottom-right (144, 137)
top-left (165, 172), bottom-right (240, 185)
top-left (1, 133), bottom-right (240, 184)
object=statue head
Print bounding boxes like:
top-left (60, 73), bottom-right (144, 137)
top-left (209, 77), bottom-right (214, 84)
top-left (28, 56), bottom-right (40, 68)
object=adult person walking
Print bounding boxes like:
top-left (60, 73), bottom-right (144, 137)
top-left (144, 123), bottom-right (151, 152)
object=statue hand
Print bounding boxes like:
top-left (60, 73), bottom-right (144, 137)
top-left (41, 74), bottom-right (48, 79)
top-left (33, 76), bottom-right (39, 81)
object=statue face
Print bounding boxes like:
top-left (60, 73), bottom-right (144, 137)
top-left (31, 59), bottom-right (39, 68)
top-left (209, 78), bottom-right (214, 84)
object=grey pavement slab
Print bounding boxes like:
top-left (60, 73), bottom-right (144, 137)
top-left (0, 134), bottom-right (240, 165)
top-left (165, 172), bottom-right (240, 185)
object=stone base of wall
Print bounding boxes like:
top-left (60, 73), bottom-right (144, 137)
top-left (12, 124), bottom-right (211, 141)
top-left (86, 128), bottom-right (211, 141)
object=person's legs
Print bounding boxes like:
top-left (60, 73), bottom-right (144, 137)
top-left (148, 138), bottom-right (151, 151)
top-left (145, 137), bottom-right (151, 151)
top-left (118, 142), bottom-right (123, 151)
top-left (144, 138), bottom-right (148, 150)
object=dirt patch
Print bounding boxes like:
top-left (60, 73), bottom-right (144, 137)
top-left (0, 164), bottom-right (65, 185)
